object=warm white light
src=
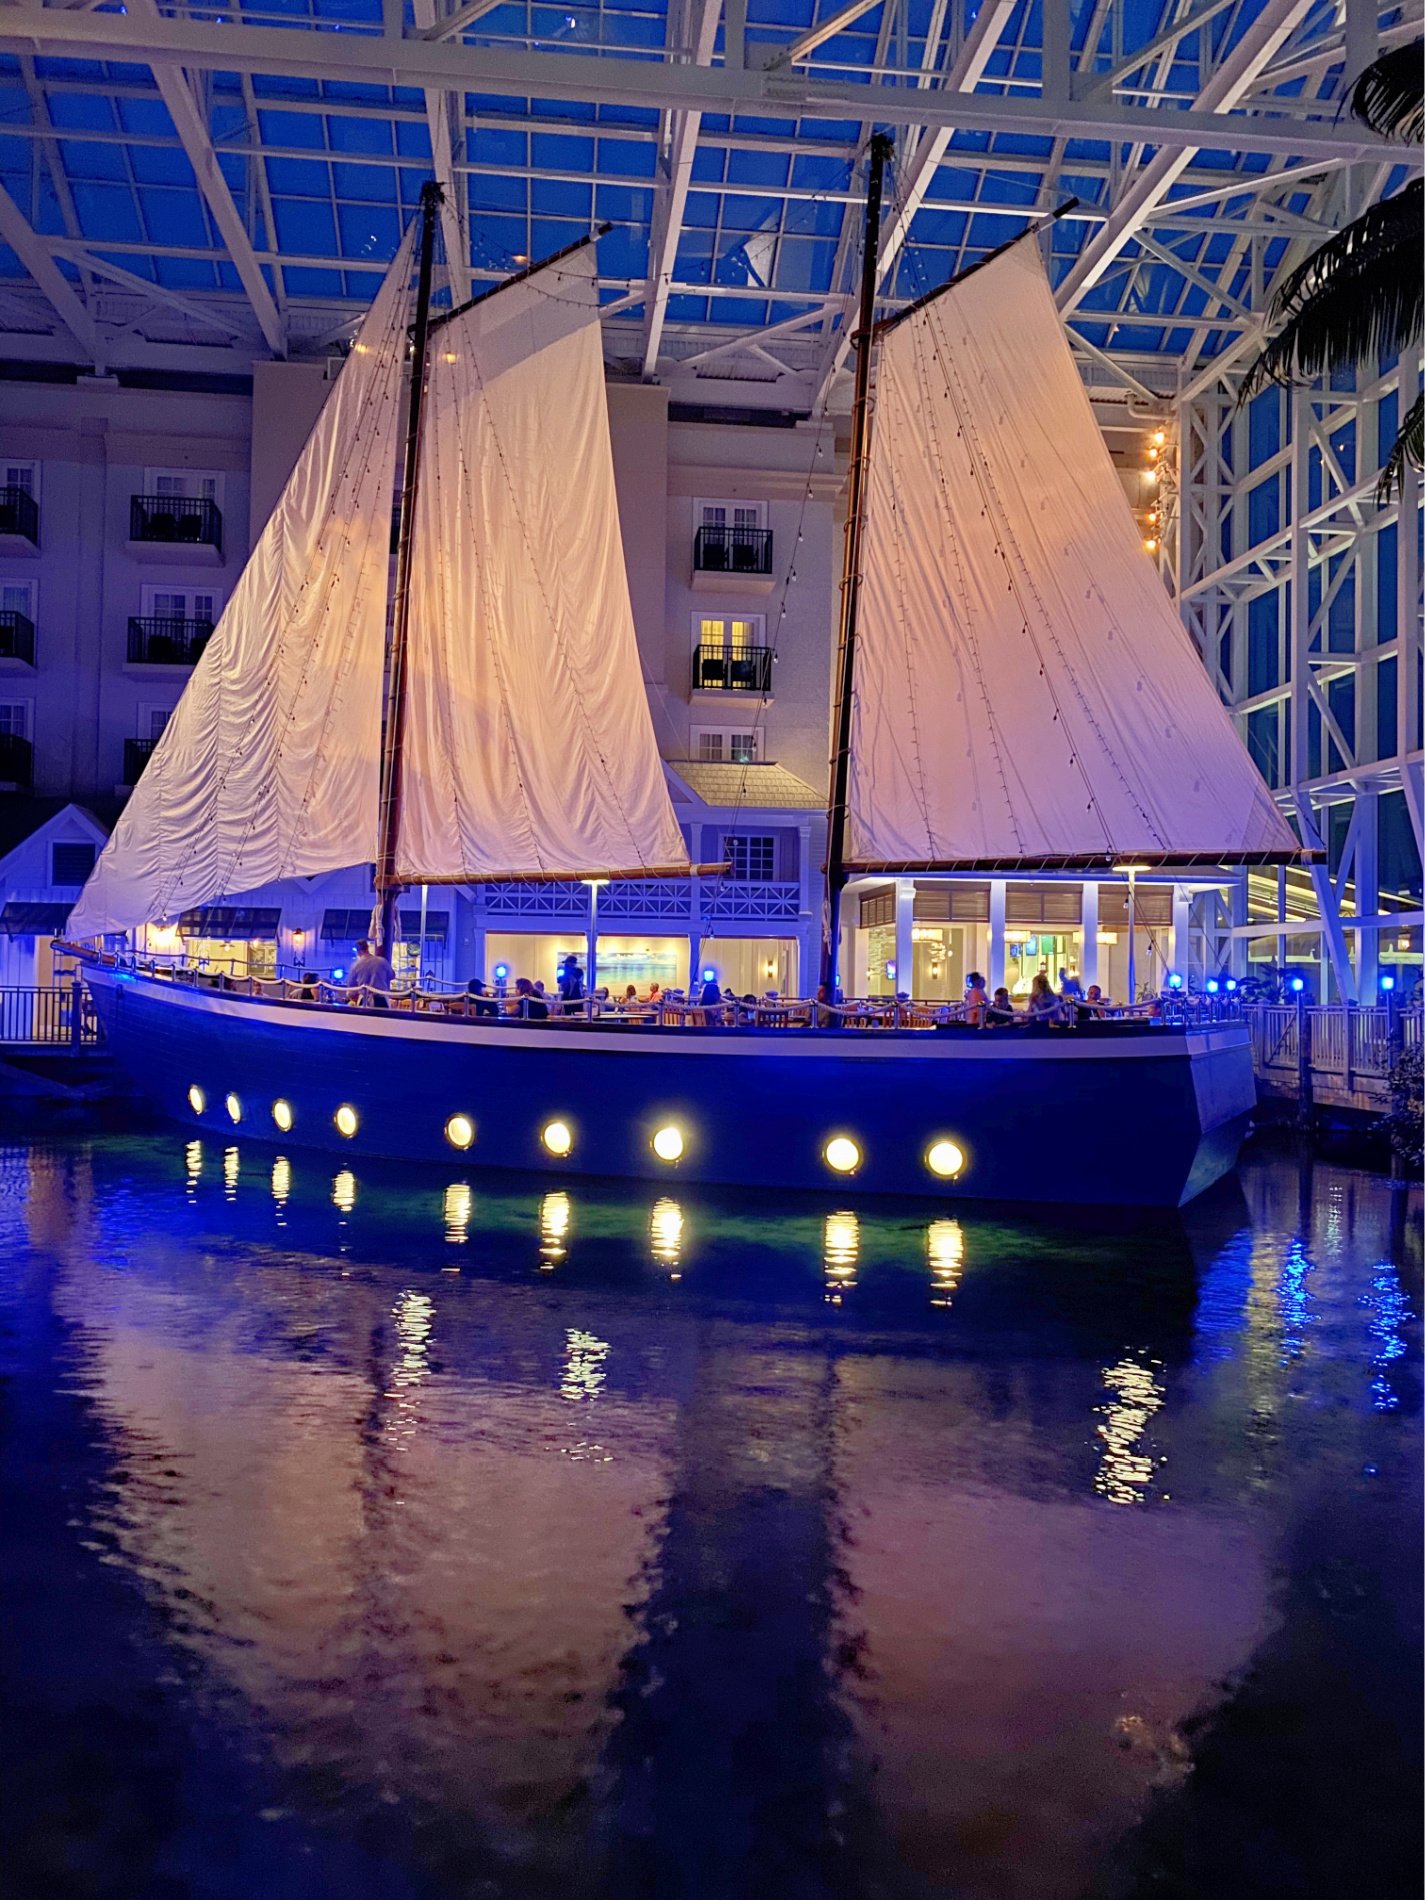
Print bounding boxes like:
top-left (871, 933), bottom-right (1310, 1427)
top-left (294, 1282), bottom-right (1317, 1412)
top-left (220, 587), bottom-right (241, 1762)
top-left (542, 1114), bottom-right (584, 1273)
top-left (542, 1119), bottom-right (573, 1157)
top-left (650, 1197), bottom-right (684, 1268)
top-left (540, 1189), bottom-right (571, 1266)
top-left (272, 1099), bottom-right (293, 1132)
top-left (1147, 445), bottom-right (1159, 459)
top-left (332, 1168), bottom-right (356, 1212)
top-left (188, 1084), bottom-right (206, 1115)
top-left (652, 1124), bottom-right (684, 1162)
top-left (1152, 429), bottom-right (1166, 446)
top-left (445, 1112), bottom-right (475, 1150)
top-left (444, 1181), bottom-right (472, 1243)
top-left (1144, 468), bottom-right (1158, 485)
top-left (334, 1103), bottom-right (358, 1138)
top-left (926, 1138), bottom-right (966, 1179)
top-left (225, 1092), bottom-right (242, 1123)
top-left (1143, 537), bottom-right (1157, 552)
top-left (823, 1135), bottom-right (861, 1174)
top-left (271, 1156), bottom-right (291, 1206)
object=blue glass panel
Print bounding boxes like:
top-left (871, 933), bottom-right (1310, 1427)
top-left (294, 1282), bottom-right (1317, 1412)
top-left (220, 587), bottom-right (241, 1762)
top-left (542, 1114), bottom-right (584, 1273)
top-left (1247, 388), bottom-right (1280, 464)
top-left (1376, 657), bottom-right (1398, 759)
top-left (1248, 593), bottom-right (1279, 695)
top-left (1377, 522), bottom-right (1398, 641)
top-left (1247, 474), bottom-right (1280, 545)
top-left (1377, 388), bottom-right (1398, 472)
top-left (1247, 707), bottom-right (1279, 787)
top-left (1328, 569), bottom-right (1355, 653)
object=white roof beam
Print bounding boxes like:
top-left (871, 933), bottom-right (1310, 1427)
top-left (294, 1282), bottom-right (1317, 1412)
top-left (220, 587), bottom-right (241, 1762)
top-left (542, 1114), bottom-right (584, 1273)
top-left (639, 0), bottom-right (722, 377)
top-left (420, 0), bottom-right (506, 41)
top-left (0, 182), bottom-right (100, 362)
top-left (765, 0), bottom-right (882, 70)
top-left (1056, 0), bottom-right (1319, 314)
top-left (127, 1), bottom-right (286, 356)
top-left (412, 0), bottom-right (471, 303)
top-left (1077, 0), bottom-right (1237, 102)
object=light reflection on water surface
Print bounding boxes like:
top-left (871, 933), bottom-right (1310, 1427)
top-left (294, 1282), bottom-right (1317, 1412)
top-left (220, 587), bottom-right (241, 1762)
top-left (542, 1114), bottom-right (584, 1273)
top-left (0, 1135), bottom-right (1418, 1900)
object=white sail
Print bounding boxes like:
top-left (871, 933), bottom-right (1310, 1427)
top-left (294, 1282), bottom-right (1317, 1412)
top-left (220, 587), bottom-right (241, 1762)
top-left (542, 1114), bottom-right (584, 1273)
top-left (393, 245), bottom-right (690, 882)
top-left (847, 238), bottom-right (1299, 868)
top-left (68, 227), bottom-right (418, 939)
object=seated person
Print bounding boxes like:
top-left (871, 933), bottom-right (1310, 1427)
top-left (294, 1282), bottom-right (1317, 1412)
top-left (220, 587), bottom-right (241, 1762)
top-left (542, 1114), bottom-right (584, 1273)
top-left (986, 985), bottom-right (1016, 1024)
top-left (512, 977), bottom-right (549, 1020)
top-left (815, 983), bottom-right (841, 1028)
top-left (1027, 972), bottom-right (1061, 1021)
top-left (466, 976), bottom-right (498, 1018)
top-left (963, 970), bottom-right (989, 1027)
top-left (1084, 983), bottom-right (1111, 1010)
top-left (298, 970), bottom-right (319, 1002)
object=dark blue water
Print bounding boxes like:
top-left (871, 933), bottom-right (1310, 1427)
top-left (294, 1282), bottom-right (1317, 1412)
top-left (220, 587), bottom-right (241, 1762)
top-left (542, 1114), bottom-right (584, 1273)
top-left (0, 1135), bottom-right (1419, 1900)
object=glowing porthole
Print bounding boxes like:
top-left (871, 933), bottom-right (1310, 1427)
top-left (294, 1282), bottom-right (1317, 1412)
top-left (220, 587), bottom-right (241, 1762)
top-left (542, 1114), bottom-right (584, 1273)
top-left (334, 1104), bottom-right (359, 1139)
top-left (823, 1135), bottom-right (861, 1174)
top-left (188, 1085), bottom-right (206, 1115)
top-left (651, 1124), bottom-right (684, 1163)
top-left (542, 1120), bottom-right (573, 1158)
top-left (926, 1139), bottom-right (966, 1179)
top-left (272, 1099), bottom-right (294, 1133)
top-left (445, 1113), bottom-right (475, 1150)
top-left (225, 1092), bottom-right (242, 1124)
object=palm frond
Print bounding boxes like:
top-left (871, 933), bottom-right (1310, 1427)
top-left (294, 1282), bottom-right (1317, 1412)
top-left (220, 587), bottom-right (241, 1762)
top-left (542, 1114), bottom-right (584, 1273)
top-left (1377, 390), bottom-right (1424, 503)
top-left (1350, 38), bottom-right (1424, 143)
top-left (1239, 180), bottom-right (1423, 399)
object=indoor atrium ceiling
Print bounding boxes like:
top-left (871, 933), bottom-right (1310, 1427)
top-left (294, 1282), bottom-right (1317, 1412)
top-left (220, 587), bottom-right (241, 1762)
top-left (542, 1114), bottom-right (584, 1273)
top-left (0, 0), bottom-right (1418, 411)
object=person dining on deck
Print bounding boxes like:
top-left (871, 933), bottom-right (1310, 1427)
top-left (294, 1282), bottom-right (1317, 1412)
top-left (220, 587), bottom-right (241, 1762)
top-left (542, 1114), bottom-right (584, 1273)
top-left (466, 976), bottom-right (497, 1018)
top-left (512, 977), bottom-right (549, 1020)
top-left (1027, 972), bottom-right (1061, 1021)
top-left (963, 971), bottom-right (989, 1027)
top-left (986, 986), bottom-right (1016, 1025)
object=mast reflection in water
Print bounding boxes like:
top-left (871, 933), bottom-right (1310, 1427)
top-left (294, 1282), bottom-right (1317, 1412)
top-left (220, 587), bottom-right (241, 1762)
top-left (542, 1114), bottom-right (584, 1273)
top-left (0, 1134), bottom-right (1417, 1900)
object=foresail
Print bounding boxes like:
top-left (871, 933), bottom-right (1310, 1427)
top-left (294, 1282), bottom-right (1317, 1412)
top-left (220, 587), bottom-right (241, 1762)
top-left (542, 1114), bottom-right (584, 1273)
top-left (393, 245), bottom-right (690, 882)
top-left (68, 225), bottom-right (418, 940)
top-left (847, 238), bottom-right (1300, 869)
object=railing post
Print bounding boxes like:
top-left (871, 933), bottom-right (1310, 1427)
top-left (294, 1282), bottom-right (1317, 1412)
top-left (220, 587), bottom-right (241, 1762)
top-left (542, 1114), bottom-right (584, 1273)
top-left (1343, 1000), bottom-right (1355, 1095)
top-left (70, 977), bottom-right (83, 1049)
top-left (1295, 989), bottom-right (1313, 1135)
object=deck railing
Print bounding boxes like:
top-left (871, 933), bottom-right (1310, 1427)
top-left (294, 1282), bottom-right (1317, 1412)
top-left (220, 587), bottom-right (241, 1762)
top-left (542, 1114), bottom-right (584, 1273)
top-left (129, 493), bottom-right (223, 554)
top-left (127, 615), bottom-right (214, 665)
top-left (0, 983), bottom-right (100, 1046)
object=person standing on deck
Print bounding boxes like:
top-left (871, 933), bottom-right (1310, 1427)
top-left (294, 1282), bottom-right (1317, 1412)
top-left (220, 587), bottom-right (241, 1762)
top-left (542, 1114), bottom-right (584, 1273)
top-left (963, 972), bottom-right (989, 1027)
top-left (349, 938), bottom-right (393, 1008)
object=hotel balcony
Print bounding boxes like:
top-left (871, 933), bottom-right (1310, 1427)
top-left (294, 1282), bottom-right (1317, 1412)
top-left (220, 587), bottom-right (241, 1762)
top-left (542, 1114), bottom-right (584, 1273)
top-left (0, 486), bottom-right (38, 550)
top-left (128, 494), bottom-right (224, 563)
top-left (0, 732), bottom-right (33, 789)
top-left (122, 736), bottom-right (159, 786)
top-left (0, 609), bottom-right (35, 667)
top-left (127, 615), bottom-right (214, 668)
top-left (692, 643), bottom-right (774, 695)
top-left (691, 525), bottom-right (775, 594)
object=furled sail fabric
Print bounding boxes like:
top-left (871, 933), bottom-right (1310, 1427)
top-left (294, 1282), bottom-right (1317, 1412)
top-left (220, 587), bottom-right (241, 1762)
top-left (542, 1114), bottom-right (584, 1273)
top-left (846, 238), bottom-right (1299, 869)
top-left (393, 245), bottom-right (690, 882)
top-left (68, 226), bottom-right (418, 939)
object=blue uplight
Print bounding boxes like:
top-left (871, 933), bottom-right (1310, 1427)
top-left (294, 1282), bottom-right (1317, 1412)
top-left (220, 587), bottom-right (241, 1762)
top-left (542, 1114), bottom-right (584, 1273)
top-left (1206, 980), bottom-right (1219, 994)
top-left (1290, 977), bottom-right (1305, 992)
top-left (494, 962), bottom-right (509, 980)
top-left (1225, 978), bottom-right (1238, 992)
top-left (702, 967), bottom-right (717, 983)
top-left (332, 966), bottom-right (345, 979)
top-left (1381, 975), bottom-right (1396, 992)
top-left (1168, 972), bottom-right (1183, 989)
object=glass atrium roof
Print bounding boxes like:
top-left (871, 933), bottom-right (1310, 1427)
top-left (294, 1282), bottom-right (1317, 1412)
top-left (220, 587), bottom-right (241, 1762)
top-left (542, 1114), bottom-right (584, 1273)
top-left (0, 0), bottom-right (1417, 401)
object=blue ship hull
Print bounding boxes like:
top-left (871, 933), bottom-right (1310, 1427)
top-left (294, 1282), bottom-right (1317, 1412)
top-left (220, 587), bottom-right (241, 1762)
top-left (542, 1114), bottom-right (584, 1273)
top-left (83, 965), bottom-right (1255, 1207)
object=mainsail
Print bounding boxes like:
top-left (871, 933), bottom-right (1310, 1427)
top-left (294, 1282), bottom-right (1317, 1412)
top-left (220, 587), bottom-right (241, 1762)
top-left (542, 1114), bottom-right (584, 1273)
top-left (68, 226), bottom-right (419, 939)
top-left (392, 245), bottom-right (690, 882)
top-left (845, 236), bottom-right (1300, 870)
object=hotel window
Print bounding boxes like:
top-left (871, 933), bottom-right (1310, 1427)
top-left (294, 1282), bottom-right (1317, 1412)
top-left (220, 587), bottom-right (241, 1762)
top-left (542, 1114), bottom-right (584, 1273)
top-left (694, 728), bottom-right (761, 763)
top-left (723, 833), bottom-right (776, 882)
top-left (1, 579), bottom-right (35, 617)
top-left (697, 613), bottom-right (762, 653)
top-left (139, 703), bottom-right (173, 741)
top-left (0, 699), bottom-right (31, 737)
top-left (141, 585), bottom-right (220, 623)
top-left (698, 499), bottom-right (765, 532)
top-left (3, 461), bottom-right (37, 497)
top-left (146, 468), bottom-right (220, 503)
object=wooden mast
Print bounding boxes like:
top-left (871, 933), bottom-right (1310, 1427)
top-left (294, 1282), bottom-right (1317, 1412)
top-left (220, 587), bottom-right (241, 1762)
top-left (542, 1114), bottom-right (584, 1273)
top-left (820, 131), bottom-right (891, 996)
top-left (374, 178), bottom-right (442, 955)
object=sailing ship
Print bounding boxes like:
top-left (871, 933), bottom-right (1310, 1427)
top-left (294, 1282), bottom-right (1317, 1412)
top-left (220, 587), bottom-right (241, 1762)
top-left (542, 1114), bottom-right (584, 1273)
top-left (65, 146), bottom-right (1301, 1208)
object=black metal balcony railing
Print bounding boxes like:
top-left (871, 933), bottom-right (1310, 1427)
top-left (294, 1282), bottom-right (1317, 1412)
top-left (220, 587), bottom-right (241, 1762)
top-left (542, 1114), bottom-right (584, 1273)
top-left (123, 736), bottom-right (159, 785)
top-left (127, 615), bottom-right (214, 665)
top-left (0, 732), bottom-right (32, 787)
top-left (692, 643), bottom-right (774, 693)
top-left (0, 486), bottom-right (38, 544)
top-left (0, 610), bottom-right (35, 665)
top-left (693, 525), bottom-right (773, 575)
top-left (129, 494), bottom-right (223, 554)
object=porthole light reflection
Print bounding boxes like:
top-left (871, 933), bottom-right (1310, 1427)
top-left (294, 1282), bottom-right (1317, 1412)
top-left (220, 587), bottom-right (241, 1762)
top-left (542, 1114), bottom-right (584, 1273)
top-left (443, 1181), bottom-right (472, 1244)
top-left (445, 1113), bottom-right (475, 1150)
top-left (926, 1138), bottom-right (966, 1179)
top-left (539, 1190), bottom-right (571, 1267)
top-left (823, 1210), bottom-right (859, 1302)
top-left (823, 1135), bottom-right (861, 1174)
top-left (650, 1197), bottom-right (684, 1273)
top-left (927, 1218), bottom-right (964, 1308)
top-left (332, 1169), bottom-right (356, 1214)
top-left (225, 1092), bottom-right (242, 1123)
top-left (223, 1146), bottom-right (240, 1200)
top-left (542, 1120), bottom-right (573, 1158)
top-left (271, 1156), bottom-right (291, 1214)
top-left (652, 1124), bottom-right (684, 1163)
top-left (187, 1085), bottom-right (206, 1115)
top-left (334, 1103), bottom-right (359, 1138)
top-left (272, 1099), bottom-right (293, 1133)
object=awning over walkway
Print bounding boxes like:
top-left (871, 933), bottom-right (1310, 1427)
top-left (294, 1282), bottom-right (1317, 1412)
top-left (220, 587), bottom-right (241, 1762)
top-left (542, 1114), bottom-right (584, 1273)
top-left (178, 906), bottom-right (282, 938)
top-left (320, 908), bottom-right (450, 944)
top-left (0, 901), bottom-right (70, 936)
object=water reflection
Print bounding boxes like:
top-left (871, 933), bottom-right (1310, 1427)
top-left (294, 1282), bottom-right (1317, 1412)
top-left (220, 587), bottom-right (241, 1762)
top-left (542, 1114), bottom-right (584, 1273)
top-left (443, 1180), bottom-right (472, 1245)
top-left (823, 1210), bottom-right (858, 1301)
top-left (649, 1197), bottom-right (683, 1275)
top-left (926, 1217), bottom-right (963, 1308)
top-left (539, 1189), bottom-right (571, 1267)
top-left (222, 1144), bottom-right (239, 1202)
top-left (1094, 1356), bottom-right (1167, 1505)
top-left (0, 1135), bottom-right (1417, 1900)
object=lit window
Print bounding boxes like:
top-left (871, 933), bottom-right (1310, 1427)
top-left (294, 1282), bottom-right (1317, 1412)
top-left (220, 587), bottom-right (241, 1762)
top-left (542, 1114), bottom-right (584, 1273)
top-left (723, 833), bottom-right (776, 882)
top-left (334, 1104), bottom-right (358, 1138)
top-left (187, 1085), bottom-right (205, 1114)
top-left (823, 1135), bottom-right (861, 1173)
top-left (272, 1099), bottom-right (293, 1133)
top-left (652, 1124), bottom-right (684, 1162)
top-left (445, 1112), bottom-right (475, 1150)
top-left (542, 1120), bottom-right (573, 1157)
